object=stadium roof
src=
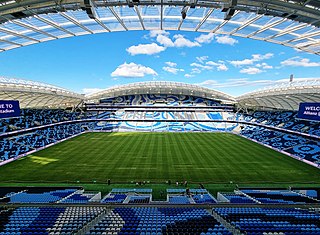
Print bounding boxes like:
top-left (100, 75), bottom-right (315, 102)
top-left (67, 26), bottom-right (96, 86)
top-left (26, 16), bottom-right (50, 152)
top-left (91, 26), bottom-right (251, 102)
top-left (0, 0), bottom-right (320, 54)
top-left (85, 81), bottom-right (236, 103)
top-left (237, 79), bottom-right (320, 111)
top-left (1, 77), bottom-right (320, 110)
top-left (0, 77), bottom-right (84, 108)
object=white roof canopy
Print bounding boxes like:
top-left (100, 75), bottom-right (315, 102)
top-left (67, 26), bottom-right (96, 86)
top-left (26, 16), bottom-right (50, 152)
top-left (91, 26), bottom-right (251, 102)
top-left (0, 77), bottom-right (84, 108)
top-left (0, 0), bottom-right (319, 54)
top-left (1, 77), bottom-right (320, 110)
top-left (85, 81), bottom-right (236, 103)
top-left (237, 79), bottom-right (320, 111)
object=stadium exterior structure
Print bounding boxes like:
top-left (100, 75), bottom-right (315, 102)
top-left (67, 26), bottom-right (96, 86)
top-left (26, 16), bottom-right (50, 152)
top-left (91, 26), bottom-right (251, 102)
top-left (0, 0), bottom-right (319, 55)
top-left (1, 78), bottom-right (320, 169)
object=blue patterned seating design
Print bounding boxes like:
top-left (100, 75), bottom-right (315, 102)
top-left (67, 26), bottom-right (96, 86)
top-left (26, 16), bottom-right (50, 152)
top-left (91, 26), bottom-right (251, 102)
top-left (285, 141), bottom-right (320, 163)
top-left (128, 196), bottom-right (150, 204)
top-left (192, 194), bottom-right (216, 204)
top-left (8, 189), bottom-right (77, 203)
top-left (241, 189), bottom-right (318, 204)
top-left (0, 207), bottom-right (65, 235)
top-left (214, 207), bottom-right (320, 235)
top-left (109, 207), bottom-right (231, 235)
top-left (100, 94), bottom-right (221, 106)
top-left (0, 109), bottom-right (83, 134)
top-left (60, 193), bottom-right (95, 204)
top-left (260, 134), bottom-right (308, 150)
top-left (221, 193), bottom-right (256, 204)
top-left (168, 196), bottom-right (191, 204)
top-left (101, 194), bottom-right (127, 203)
top-left (0, 122), bottom-right (92, 162)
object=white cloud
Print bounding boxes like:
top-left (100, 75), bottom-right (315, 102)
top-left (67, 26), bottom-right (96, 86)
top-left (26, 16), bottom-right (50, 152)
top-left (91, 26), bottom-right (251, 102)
top-left (229, 53), bottom-right (274, 67)
top-left (240, 67), bottom-right (263, 74)
top-left (173, 34), bottom-right (200, 48)
top-left (157, 34), bottom-right (174, 47)
top-left (280, 57), bottom-right (320, 67)
top-left (252, 53), bottom-right (273, 61)
top-left (126, 43), bottom-right (166, 55)
top-left (195, 33), bottom-right (215, 44)
top-left (229, 59), bottom-right (255, 67)
top-left (206, 61), bottom-right (228, 71)
top-left (165, 61), bottom-right (177, 67)
top-left (162, 66), bottom-right (184, 74)
top-left (82, 88), bottom-right (103, 94)
top-left (196, 56), bottom-right (208, 64)
top-left (190, 62), bottom-right (213, 70)
top-left (149, 30), bottom-right (169, 38)
top-left (111, 62), bottom-right (158, 78)
top-left (191, 68), bottom-right (201, 74)
top-left (256, 62), bottom-right (273, 69)
top-left (217, 64), bottom-right (228, 71)
top-left (184, 74), bottom-right (194, 78)
top-left (215, 35), bottom-right (238, 45)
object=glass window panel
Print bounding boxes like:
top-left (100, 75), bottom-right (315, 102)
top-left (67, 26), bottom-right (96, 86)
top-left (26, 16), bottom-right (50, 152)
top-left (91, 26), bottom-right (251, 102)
top-left (294, 26), bottom-right (316, 35)
top-left (3, 22), bottom-right (27, 32)
top-left (273, 20), bottom-right (297, 30)
top-left (115, 6), bottom-right (137, 17)
top-left (96, 7), bottom-right (114, 18)
top-left (66, 10), bottom-right (91, 21)
top-left (164, 7), bottom-right (181, 17)
top-left (231, 12), bottom-right (256, 23)
top-left (199, 20), bottom-right (221, 31)
top-left (43, 27), bottom-right (69, 36)
top-left (103, 21), bottom-right (126, 31)
top-left (253, 29), bottom-right (279, 38)
top-left (142, 6), bottom-right (159, 16)
top-left (181, 19), bottom-right (199, 29)
top-left (11, 37), bottom-right (33, 44)
top-left (45, 14), bottom-right (70, 24)
top-left (252, 16), bottom-right (281, 27)
top-left (143, 18), bottom-right (160, 29)
top-left (122, 19), bottom-right (142, 29)
top-left (20, 17), bottom-right (48, 28)
top-left (218, 22), bottom-right (239, 33)
top-left (187, 8), bottom-right (206, 18)
top-left (82, 22), bottom-right (106, 31)
top-left (163, 18), bottom-right (179, 29)
top-left (24, 32), bottom-right (49, 40)
top-left (62, 24), bottom-right (87, 34)
top-left (236, 25), bottom-right (258, 35)
top-left (272, 34), bottom-right (297, 42)
top-left (0, 42), bottom-right (12, 48)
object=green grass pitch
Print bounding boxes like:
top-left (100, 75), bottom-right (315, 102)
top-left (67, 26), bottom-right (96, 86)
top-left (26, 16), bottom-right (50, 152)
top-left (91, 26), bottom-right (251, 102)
top-left (0, 132), bottom-right (319, 184)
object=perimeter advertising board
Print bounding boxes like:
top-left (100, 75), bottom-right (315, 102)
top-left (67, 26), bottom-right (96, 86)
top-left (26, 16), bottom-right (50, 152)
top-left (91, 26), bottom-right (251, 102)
top-left (297, 103), bottom-right (320, 122)
top-left (0, 100), bottom-right (20, 118)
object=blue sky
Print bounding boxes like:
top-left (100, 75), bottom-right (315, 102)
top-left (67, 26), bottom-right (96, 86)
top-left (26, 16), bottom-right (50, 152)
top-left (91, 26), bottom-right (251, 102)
top-left (0, 30), bottom-right (319, 97)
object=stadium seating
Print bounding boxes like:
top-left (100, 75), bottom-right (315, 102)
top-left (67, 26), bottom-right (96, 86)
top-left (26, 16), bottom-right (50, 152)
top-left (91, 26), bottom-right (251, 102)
top-left (98, 94), bottom-right (222, 106)
top-left (240, 124), bottom-right (320, 165)
top-left (87, 207), bottom-right (232, 235)
top-left (168, 195), bottom-right (191, 204)
top-left (241, 189), bottom-right (319, 204)
top-left (0, 109), bottom-right (84, 134)
top-left (0, 206), bottom-right (105, 235)
top-left (60, 192), bottom-right (97, 204)
top-left (214, 207), bottom-right (320, 235)
top-left (7, 188), bottom-right (77, 204)
top-left (219, 192), bottom-right (256, 204)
